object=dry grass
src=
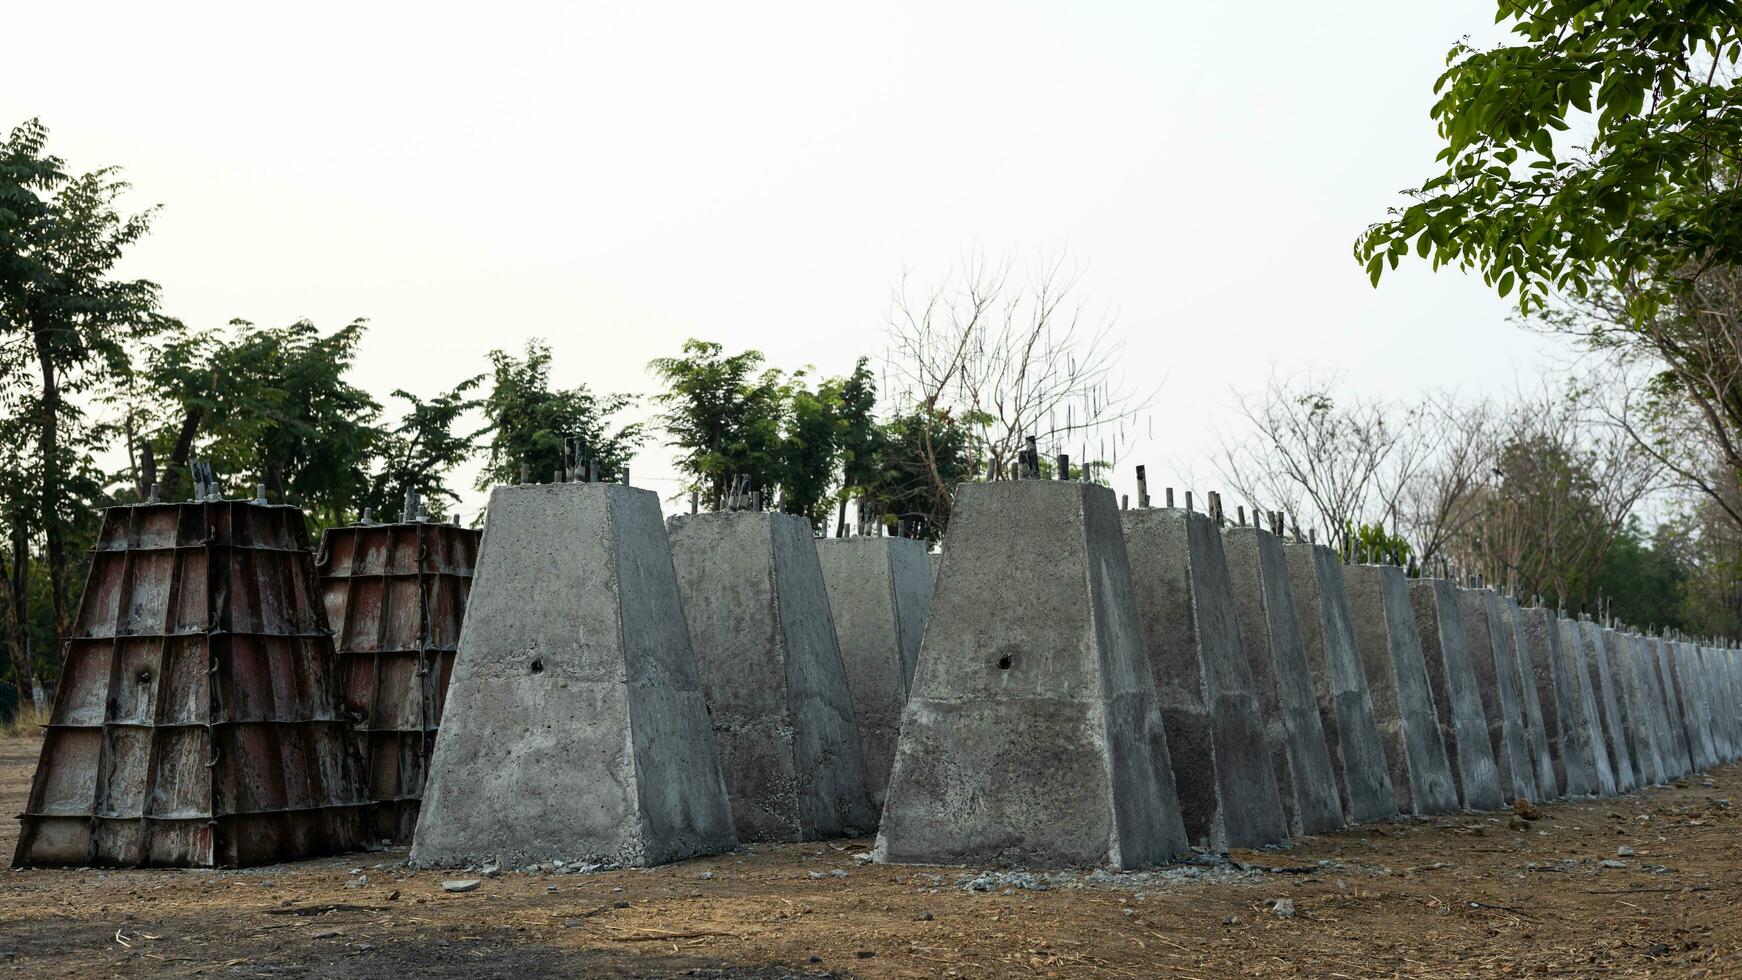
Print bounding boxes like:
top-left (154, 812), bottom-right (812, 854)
top-left (1, 701), bottom-right (45, 738)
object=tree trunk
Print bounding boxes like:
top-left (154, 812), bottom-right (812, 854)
top-left (33, 326), bottom-right (71, 667)
top-left (3, 524), bottom-right (35, 716)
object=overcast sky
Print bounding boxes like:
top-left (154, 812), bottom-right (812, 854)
top-left (2, 1), bottom-right (1571, 519)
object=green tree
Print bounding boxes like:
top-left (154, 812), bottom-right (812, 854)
top-left (649, 340), bottom-right (788, 509)
top-left (478, 340), bottom-right (641, 490)
top-left (830, 358), bottom-right (882, 536)
top-left (148, 319), bottom-right (382, 528)
top-left (356, 381), bottom-right (484, 521)
top-left (872, 407), bottom-right (973, 542)
top-left (0, 118), bottom-right (173, 657)
top-left (779, 375), bottom-right (842, 528)
top-left (1357, 2), bottom-right (1742, 315)
top-left (1592, 518), bottom-right (1686, 630)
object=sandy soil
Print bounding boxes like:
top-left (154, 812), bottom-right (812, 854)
top-left (2, 732), bottom-right (1740, 978)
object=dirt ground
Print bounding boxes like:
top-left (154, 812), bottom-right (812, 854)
top-left (2, 734), bottom-right (1740, 979)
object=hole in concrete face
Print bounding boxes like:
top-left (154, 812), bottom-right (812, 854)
top-left (530, 658), bottom-right (544, 674)
top-left (997, 655), bottom-right (1013, 671)
top-left (136, 669), bottom-right (153, 684)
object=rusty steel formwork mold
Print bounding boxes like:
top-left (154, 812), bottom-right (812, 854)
top-left (317, 520), bottom-right (480, 843)
top-left (12, 501), bottom-right (371, 868)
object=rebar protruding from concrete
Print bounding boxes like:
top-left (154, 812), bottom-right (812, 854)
top-left (1057, 453), bottom-right (1070, 479)
top-left (1121, 493), bottom-right (1129, 510)
top-left (1025, 435), bottom-right (1039, 478)
top-left (1308, 528), bottom-right (1317, 545)
top-left (147, 483), bottom-right (159, 503)
top-left (1237, 505), bottom-right (1246, 526)
top-left (621, 466), bottom-right (630, 486)
top-left (1185, 491), bottom-right (1194, 512)
top-left (360, 508), bottom-right (373, 525)
top-left (1136, 465), bottom-right (1151, 508)
top-left (255, 483), bottom-right (268, 504)
top-left (1165, 487), bottom-right (1175, 508)
top-left (690, 490), bottom-right (700, 515)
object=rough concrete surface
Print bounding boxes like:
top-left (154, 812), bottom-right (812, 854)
top-left (1222, 527), bottom-right (1344, 837)
top-left (1605, 630), bottom-right (1663, 787)
top-left (1457, 589), bottom-right (1538, 804)
top-left (1405, 580), bottom-right (1503, 810)
top-left (1671, 642), bottom-right (1717, 772)
top-left (1721, 648), bottom-right (1742, 759)
top-left (1559, 618), bottom-right (1619, 796)
top-left (815, 536), bottom-right (934, 812)
top-left (1637, 635), bottom-right (1689, 780)
top-left (1520, 607), bottom-right (1595, 796)
top-left (1580, 623), bottom-right (1639, 793)
top-left (1342, 564), bottom-right (1459, 816)
top-left (412, 483), bottom-right (736, 870)
top-left (1500, 597), bottom-right (1561, 800)
top-left (874, 480), bottom-right (1190, 869)
top-left (1609, 633), bottom-right (1665, 786)
top-left (1704, 647), bottom-right (1738, 761)
top-left (668, 511), bottom-right (876, 843)
top-left (1281, 543), bottom-right (1398, 825)
top-left (1655, 637), bottom-right (1694, 774)
top-left (1122, 509), bottom-right (1288, 851)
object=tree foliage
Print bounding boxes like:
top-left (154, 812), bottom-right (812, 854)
top-left (148, 319), bottom-right (382, 527)
top-left (479, 340), bottom-right (641, 490)
top-left (1357, 2), bottom-right (1742, 315)
top-left (0, 117), bottom-right (171, 664)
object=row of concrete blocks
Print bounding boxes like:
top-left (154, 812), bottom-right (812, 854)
top-left (409, 479), bottom-right (1742, 871)
top-left (871, 479), bottom-right (1742, 868)
top-left (410, 482), bottom-right (933, 868)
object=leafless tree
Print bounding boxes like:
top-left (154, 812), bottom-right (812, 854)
top-left (1395, 394), bottom-right (1497, 566)
top-left (1444, 383), bottom-right (1657, 606)
top-left (1537, 264), bottom-right (1742, 533)
top-left (883, 254), bottom-right (1155, 504)
top-left (1214, 371), bottom-right (1430, 554)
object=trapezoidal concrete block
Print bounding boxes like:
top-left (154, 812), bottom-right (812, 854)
top-left (1645, 636), bottom-right (1688, 776)
top-left (1651, 637), bottom-right (1693, 783)
top-left (1605, 629), bottom-right (1663, 787)
top-left (1703, 645), bottom-right (1731, 762)
top-left (1342, 564), bottom-right (1459, 816)
top-left (1654, 638), bottom-right (1704, 774)
top-left (1123, 508), bottom-right (1288, 851)
top-left (1682, 644), bottom-right (1718, 766)
top-left (1281, 542), bottom-right (1397, 825)
top-left (1223, 526), bottom-right (1344, 837)
top-left (15, 501), bottom-right (370, 868)
top-left (1406, 580), bottom-right (1503, 811)
top-left (1517, 606), bottom-right (1595, 796)
top-left (815, 536), bottom-right (934, 813)
top-left (410, 483), bottom-right (735, 869)
top-left (319, 520), bottom-right (480, 843)
top-left (1710, 647), bottom-right (1738, 761)
top-left (1455, 588), bottom-right (1536, 805)
top-left (1613, 632), bottom-right (1662, 786)
top-left (1558, 617), bottom-right (1618, 796)
top-left (668, 511), bottom-right (875, 842)
top-left (874, 480), bottom-right (1189, 869)
top-left (1499, 596), bottom-right (1560, 800)
top-left (1577, 621), bottom-right (1637, 792)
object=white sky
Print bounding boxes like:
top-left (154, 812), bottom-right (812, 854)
top-left (1, 1), bottom-right (1572, 520)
